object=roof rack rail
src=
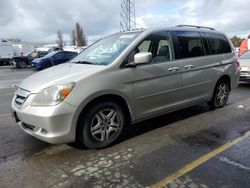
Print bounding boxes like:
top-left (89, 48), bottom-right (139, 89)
top-left (176, 25), bottom-right (215, 30)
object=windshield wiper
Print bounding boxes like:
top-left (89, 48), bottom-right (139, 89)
top-left (72, 61), bottom-right (94, 64)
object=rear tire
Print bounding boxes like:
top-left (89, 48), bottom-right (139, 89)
top-left (76, 101), bottom-right (126, 149)
top-left (207, 79), bottom-right (230, 108)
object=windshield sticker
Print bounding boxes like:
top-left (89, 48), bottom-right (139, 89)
top-left (120, 34), bottom-right (135, 39)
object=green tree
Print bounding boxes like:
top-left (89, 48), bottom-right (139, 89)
top-left (230, 35), bottom-right (241, 47)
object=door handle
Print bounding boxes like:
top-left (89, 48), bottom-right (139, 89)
top-left (184, 64), bottom-right (194, 69)
top-left (168, 67), bottom-right (179, 72)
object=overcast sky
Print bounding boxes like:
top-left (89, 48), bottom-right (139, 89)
top-left (1, 0), bottom-right (250, 44)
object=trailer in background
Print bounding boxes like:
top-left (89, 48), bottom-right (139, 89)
top-left (0, 39), bottom-right (14, 65)
top-left (12, 43), bottom-right (37, 56)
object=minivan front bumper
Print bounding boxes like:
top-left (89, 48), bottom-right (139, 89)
top-left (11, 99), bottom-right (77, 144)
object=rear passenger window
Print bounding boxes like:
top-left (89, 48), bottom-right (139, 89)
top-left (201, 34), bottom-right (210, 55)
top-left (176, 31), bottom-right (205, 59)
top-left (68, 52), bottom-right (75, 58)
top-left (54, 52), bottom-right (64, 58)
top-left (205, 33), bottom-right (232, 54)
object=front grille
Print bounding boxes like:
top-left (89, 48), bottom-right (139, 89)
top-left (241, 71), bottom-right (248, 74)
top-left (14, 87), bottom-right (31, 107)
top-left (240, 71), bottom-right (250, 76)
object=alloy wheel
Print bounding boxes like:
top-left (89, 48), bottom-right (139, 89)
top-left (90, 108), bottom-right (121, 142)
top-left (18, 60), bottom-right (26, 68)
top-left (216, 83), bottom-right (228, 105)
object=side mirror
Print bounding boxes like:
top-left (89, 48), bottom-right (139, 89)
top-left (134, 52), bottom-right (152, 65)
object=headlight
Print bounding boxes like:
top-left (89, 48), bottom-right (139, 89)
top-left (31, 83), bottom-right (75, 106)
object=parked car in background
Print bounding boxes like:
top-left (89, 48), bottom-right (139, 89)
top-left (239, 50), bottom-right (250, 82)
top-left (31, 51), bottom-right (77, 70)
top-left (48, 46), bottom-right (63, 53)
top-left (11, 26), bottom-right (240, 149)
top-left (11, 51), bottom-right (48, 68)
top-left (63, 46), bottom-right (87, 53)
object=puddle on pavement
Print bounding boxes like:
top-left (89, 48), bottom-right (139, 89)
top-left (180, 129), bottom-right (226, 148)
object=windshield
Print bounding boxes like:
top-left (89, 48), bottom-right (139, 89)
top-left (239, 51), bottom-right (250, 59)
top-left (43, 51), bottom-right (57, 58)
top-left (70, 32), bottom-right (141, 65)
top-left (23, 52), bottom-right (32, 56)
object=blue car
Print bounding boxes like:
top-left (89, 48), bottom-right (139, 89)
top-left (32, 51), bottom-right (77, 70)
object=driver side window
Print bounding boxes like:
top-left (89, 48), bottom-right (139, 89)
top-left (127, 40), bottom-right (152, 63)
top-left (138, 40), bottom-right (152, 53)
top-left (54, 52), bottom-right (64, 59)
top-left (127, 31), bottom-right (173, 64)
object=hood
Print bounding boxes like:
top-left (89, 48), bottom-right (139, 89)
top-left (32, 57), bottom-right (45, 63)
top-left (239, 59), bottom-right (250, 68)
top-left (19, 63), bottom-right (106, 93)
top-left (13, 55), bottom-right (27, 59)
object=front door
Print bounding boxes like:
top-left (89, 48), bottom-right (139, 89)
top-left (53, 52), bottom-right (66, 65)
top-left (131, 31), bottom-right (182, 120)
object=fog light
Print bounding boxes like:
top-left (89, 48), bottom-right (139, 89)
top-left (41, 128), bottom-right (47, 134)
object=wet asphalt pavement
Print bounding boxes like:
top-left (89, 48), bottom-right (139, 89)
top-left (0, 66), bottom-right (250, 188)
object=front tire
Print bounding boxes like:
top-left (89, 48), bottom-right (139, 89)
top-left (17, 60), bottom-right (27, 68)
top-left (44, 61), bottom-right (53, 69)
top-left (207, 79), bottom-right (230, 108)
top-left (76, 101), bottom-right (126, 149)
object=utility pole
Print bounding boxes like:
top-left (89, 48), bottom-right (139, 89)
top-left (120, 0), bottom-right (136, 32)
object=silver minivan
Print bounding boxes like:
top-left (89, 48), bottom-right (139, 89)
top-left (11, 25), bottom-right (240, 149)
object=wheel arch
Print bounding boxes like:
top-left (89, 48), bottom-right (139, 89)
top-left (47, 58), bottom-right (54, 65)
top-left (43, 58), bottom-right (53, 66)
top-left (74, 93), bottom-right (133, 141)
top-left (215, 74), bottom-right (231, 91)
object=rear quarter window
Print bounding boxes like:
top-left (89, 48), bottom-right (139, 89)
top-left (205, 33), bottom-right (232, 54)
top-left (67, 52), bottom-right (76, 58)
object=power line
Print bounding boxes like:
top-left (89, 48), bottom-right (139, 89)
top-left (120, 0), bottom-right (136, 32)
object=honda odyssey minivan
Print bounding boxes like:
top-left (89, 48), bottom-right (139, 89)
top-left (11, 25), bottom-right (240, 149)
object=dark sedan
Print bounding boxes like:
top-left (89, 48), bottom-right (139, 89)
top-left (11, 51), bottom-right (48, 68)
top-left (32, 51), bottom-right (77, 70)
